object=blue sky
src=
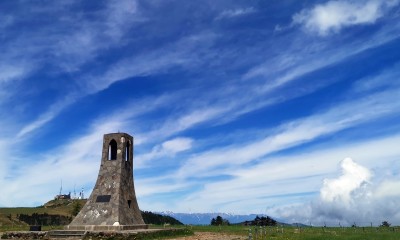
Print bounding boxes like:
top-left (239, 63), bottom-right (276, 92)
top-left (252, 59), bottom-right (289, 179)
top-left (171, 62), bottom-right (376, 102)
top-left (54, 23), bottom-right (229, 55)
top-left (1, 0), bottom-right (400, 226)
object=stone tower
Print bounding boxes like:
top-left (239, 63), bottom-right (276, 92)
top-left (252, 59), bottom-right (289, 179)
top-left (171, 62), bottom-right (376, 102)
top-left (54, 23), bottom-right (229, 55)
top-left (67, 133), bottom-right (147, 231)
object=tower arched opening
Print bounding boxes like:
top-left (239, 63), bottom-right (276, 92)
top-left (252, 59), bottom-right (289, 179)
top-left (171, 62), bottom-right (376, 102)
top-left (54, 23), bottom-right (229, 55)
top-left (108, 139), bottom-right (117, 160)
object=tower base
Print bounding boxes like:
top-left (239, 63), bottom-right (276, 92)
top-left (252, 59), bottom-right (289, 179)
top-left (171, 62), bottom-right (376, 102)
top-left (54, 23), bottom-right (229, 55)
top-left (65, 224), bottom-right (149, 231)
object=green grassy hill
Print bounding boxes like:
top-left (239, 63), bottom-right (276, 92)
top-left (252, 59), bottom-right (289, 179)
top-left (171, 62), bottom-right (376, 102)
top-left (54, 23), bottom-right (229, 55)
top-left (0, 198), bottom-right (182, 231)
top-left (0, 199), bottom-right (85, 230)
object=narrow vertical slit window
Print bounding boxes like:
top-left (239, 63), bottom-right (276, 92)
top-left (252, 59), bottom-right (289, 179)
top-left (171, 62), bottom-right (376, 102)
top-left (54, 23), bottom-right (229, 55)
top-left (127, 200), bottom-right (131, 208)
top-left (126, 141), bottom-right (131, 162)
top-left (108, 139), bottom-right (117, 160)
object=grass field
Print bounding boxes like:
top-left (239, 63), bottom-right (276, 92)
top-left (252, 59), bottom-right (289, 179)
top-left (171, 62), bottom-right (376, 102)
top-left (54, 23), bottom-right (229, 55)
top-left (181, 225), bottom-right (400, 240)
top-left (149, 225), bottom-right (400, 240)
top-left (1, 223), bottom-right (400, 239)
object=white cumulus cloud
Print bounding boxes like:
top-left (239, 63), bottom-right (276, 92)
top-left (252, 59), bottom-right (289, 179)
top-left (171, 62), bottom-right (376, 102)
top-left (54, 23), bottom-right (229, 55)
top-left (320, 158), bottom-right (371, 206)
top-left (293, 0), bottom-right (400, 36)
top-left (278, 157), bottom-right (400, 226)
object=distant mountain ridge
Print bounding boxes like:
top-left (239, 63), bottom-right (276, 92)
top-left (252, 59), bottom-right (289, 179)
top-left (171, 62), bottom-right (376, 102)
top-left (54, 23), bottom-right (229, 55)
top-left (157, 212), bottom-right (276, 225)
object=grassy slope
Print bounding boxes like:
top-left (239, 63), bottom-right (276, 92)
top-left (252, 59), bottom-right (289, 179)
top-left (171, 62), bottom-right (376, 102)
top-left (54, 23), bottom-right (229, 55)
top-left (0, 199), bottom-right (86, 231)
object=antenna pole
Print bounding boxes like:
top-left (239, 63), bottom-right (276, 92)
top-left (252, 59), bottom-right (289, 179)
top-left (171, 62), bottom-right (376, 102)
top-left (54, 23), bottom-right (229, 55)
top-left (59, 179), bottom-right (63, 195)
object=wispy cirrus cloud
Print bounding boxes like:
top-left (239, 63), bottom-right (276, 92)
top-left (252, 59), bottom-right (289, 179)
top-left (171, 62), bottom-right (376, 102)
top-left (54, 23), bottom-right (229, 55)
top-left (51, 0), bottom-right (143, 72)
top-left (245, 18), bottom-right (400, 89)
top-left (16, 95), bottom-right (78, 138)
top-left (174, 86), bottom-right (400, 179)
top-left (215, 7), bottom-right (256, 20)
top-left (0, 64), bottom-right (30, 84)
top-left (353, 61), bottom-right (400, 92)
top-left (1, 0), bottom-right (144, 138)
top-left (12, 31), bottom-right (218, 139)
top-left (11, 0), bottom-right (400, 141)
top-left (0, 63), bottom-right (33, 104)
top-left (81, 31), bottom-right (219, 93)
top-left (136, 137), bottom-right (193, 168)
top-left (130, 24), bottom-right (400, 147)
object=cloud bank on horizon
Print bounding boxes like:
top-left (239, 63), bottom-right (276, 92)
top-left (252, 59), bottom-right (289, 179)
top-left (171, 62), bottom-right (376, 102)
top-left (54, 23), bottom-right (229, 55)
top-left (278, 157), bottom-right (400, 226)
top-left (1, 0), bottom-right (400, 225)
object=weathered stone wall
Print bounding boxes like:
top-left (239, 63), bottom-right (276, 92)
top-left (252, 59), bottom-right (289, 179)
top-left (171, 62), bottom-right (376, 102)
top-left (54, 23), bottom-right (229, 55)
top-left (69, 133), bottom-right (145, 226)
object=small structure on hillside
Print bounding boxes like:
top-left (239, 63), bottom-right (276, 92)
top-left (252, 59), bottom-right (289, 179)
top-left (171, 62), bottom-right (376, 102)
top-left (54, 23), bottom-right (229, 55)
top-left (55, 193), bottom-right (71, 200)
top-left (66, 132), bottom-right (147, 231)
top-left (54, 180), bottom-right (72, 200)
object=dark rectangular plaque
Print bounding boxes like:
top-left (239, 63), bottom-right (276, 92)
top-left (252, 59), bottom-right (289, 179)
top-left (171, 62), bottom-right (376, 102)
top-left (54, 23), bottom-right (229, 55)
top-left (96, 195), bottom-right (111, 202)
top-left (29, 225), bottom-right (41, 231)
